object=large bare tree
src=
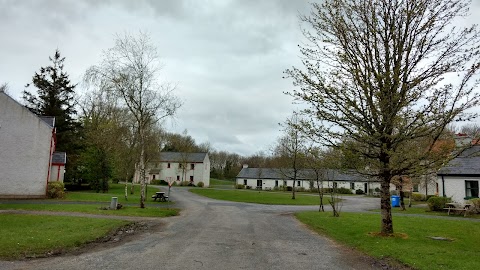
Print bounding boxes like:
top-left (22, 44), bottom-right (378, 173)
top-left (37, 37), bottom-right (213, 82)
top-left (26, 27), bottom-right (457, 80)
top-left (286, 0), bottom-right (480, 234)
top-left (85, 32), bottom-right (182, 208)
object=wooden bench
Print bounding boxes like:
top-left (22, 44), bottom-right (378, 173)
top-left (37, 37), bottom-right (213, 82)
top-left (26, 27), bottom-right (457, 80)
top-left (444, 203), bottom-right (471, 217)
top-left (152, 192), bottom-right (169, 202)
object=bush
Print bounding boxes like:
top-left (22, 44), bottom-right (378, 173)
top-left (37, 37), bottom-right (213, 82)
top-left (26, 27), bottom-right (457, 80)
top-left (197, 181), bottom-right (204, 188)
top-left (273, 186), bottom-right (280, 191)
top-left (374, 187), bottom-right (381, 192)
top-left (355, 189), bottom-right (364, 195)
top-left (47, 182), bottom-right (65, 199)
top-left (235, 184), bottom-right (245, 189)
top-left (246, 185), bottom-right (252, 189)
top-left (179, 181), bottom-right (190, 186)
top-left (467, 198), bottom-right (480, 215)
top-left (411, 192), bottom-right (425, 201)
top-left (427, 196), bottom-right (451, 211)
top-left (172, 181), bottom-right (178, 186)
top-left (297, 187), bottom-right (306, 192)
top-left (337, 187), bottom-right (353, 194)
top-left (286, 186), bottom-right (293, 191)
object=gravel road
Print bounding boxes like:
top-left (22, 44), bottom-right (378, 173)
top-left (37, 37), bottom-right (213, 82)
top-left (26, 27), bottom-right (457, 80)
top-left (0, 188), bottom-right (384, 270)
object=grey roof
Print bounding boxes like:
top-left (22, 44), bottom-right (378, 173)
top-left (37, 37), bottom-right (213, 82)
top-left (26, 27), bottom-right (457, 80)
top-left (236, 168), bottom-right (369, 182)
top-left (158, 152), bottom-right (208, 163)
top-left (438, 145), bottom-right (480, 176)
top-left (52, 152), bottom-right (66, 164)
top-left (39, 116), bottom-right (55, 128)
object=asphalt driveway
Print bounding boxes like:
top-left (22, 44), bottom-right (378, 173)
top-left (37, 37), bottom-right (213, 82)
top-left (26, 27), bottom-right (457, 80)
top-left (0, 188), bottom-right (382, 270)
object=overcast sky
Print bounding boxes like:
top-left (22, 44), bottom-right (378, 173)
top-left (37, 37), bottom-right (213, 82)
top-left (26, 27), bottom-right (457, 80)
top-left (1, 0), bottom-right (480, 156)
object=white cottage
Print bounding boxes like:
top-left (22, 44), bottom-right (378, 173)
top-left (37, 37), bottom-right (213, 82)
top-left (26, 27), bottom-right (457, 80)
top-left (0, 90), bottom-right (62, 198)
top-left (236, 166), bottom-right (380, 194)
top-left (437, 145), bottom-right (480, 203)
top-left (134, 152), bottom-right (210, 187)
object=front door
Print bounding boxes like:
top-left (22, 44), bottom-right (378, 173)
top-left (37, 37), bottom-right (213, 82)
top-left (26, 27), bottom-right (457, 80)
top-left (364, 183), bottom-right (368, 194)
top-left (257, 180), bottom-right (262, 188)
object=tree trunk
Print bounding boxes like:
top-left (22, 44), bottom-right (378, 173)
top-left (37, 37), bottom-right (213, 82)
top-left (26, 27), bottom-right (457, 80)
top-left (380, 180), bottom-right (393, 234)
top-left (399, 176), bottom-right (405, 211)
top-left (317, 179), bottom-right (324, 212)
top-left (139, 132), bottom-right (146, 208)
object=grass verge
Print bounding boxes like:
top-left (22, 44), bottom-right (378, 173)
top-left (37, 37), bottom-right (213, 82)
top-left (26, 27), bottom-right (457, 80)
top-left (189, 188), bottom-right (330, 205)
top-left (210, 178), bottom-right (235, 186)
top-left (296, 211), bottom-right (480, 270)
top-left (0, 214), bottom-right (129, 260)
top-left (372, 206), bottom-right (480, 219)
top-left (0, 203), bottom-right (179, 217)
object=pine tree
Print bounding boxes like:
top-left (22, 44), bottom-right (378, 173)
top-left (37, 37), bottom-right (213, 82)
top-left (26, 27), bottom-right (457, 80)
top-left (23, 49), bottom-right (81, 180)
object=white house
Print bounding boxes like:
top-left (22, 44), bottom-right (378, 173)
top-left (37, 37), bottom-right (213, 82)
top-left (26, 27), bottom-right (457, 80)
top-left (236, 166), bottom-right (380, 194)
top-left (437, 145), bottom-right (480, 203)
top-left (134, 152), bottom-right (210, 187)
top-left (0, 90), bottom-right (60, 198)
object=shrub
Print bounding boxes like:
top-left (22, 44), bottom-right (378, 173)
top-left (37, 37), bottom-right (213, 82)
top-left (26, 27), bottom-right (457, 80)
top-left (411, 193), bottom-right (426, 201)
top-left (235, 184), bottom-right (245, 189)
top-left (47, 182), bottom-right (65, 199)
top-left (273, 186), bottom-right (280, 191)
top-left (337, 187), bottom-right (353, 194)
top-left (197, 181), bottom-right (204, 187)
top-left (297, 187), bottom-right (306, 192)
top-left (355, 189), bottom-right (364, 195)
top-left (286, 186), bottom-right (293, 191)
top-left (150, 180), bottom-right (168, 185)
top-left (172, 181), bottom-right (178, 186)
top-left (179, 181), bottom-right (190, 186)
top-left (187, 182), bottom-right (196, 187)
top-left (374, 187), bottom-right (381, 192)
top-left (427, 196), bottom-right (451, 211)
top-left (246, 185), bottom-right (252, 189)
top-left (467, 198), bottom-right (480, 215)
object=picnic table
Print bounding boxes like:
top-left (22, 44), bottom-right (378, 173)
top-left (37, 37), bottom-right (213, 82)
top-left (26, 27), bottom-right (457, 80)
top-left (152, 191), bottom-right (169, 202)
top-left (444, 203), bottom-right (471, 217)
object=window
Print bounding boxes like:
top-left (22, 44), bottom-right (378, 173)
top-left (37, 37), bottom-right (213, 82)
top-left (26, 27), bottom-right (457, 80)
top-left (297, 181), bottom-right (301, 187)
top-left (177, 175), bottom-right (180, 181)
top-left (413, 184), bottom-right (419, 192)
top-left (350, 183), bottom-right (355, 189)
top-left (152, 175), bottom-right (156, 180)
top-left (190, 176), bottom-right (194, 182)
top-left (466, 181), bottom-right (479, 198)
top-left (275, 180), bottom-right (278, 187)
top-left (167, 163), bottom-right (170, 168)
top-left (333, 182), bottom-right (338, 189)
top-left (179, 163), bottom-right (183, 169)
top-left (283, 180), bottom-right (287, 186)
top-left (191, 164), bottom-right (195, 170)
top-left (244, 179), bottom-right (247, 185)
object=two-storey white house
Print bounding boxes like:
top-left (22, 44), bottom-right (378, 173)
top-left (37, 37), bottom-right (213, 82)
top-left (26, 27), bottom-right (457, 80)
top-left (0, 90), bottom-right (64, 198)
top-left (135, 152), bottom-right (210, 187)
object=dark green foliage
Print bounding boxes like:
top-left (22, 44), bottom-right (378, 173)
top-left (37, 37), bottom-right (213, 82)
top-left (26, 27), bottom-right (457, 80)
top-left (336, 187), bottom-right (353, 194)
top-left (79, 146), bottom-right (111, 193)
top-left (246, 185), bottom-right (252, 189)
top-left (411, 193), bottom-right (426, 201)
top-left (286, 186), bottom-right (293, 191)
top-left (150, 180), bottom-right (168, 185)
top-left (197, 181), bottom-right (204, 187)
top-left (22, 49), bottom-right (82, 181)
top-left (235, 184), bottom-right (245, 189)
top-left (355, 189), bottom-right (364, 195)
top-left (427, 196), bottom-right (451, 211)
top-left (47, 182), bottom-right (65, 199)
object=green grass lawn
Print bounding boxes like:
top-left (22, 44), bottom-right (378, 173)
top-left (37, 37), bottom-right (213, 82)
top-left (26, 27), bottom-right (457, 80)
top-left (296, 211), bottom-right (480, 270)
top-left (373, 206), bottom-right (480, 219)
top-left (210, 178), bottom-right (235, 186)
top-left (189, 189), bottom-right (330, 205)
top-left (0, 203), bottom-right (179, 217)
top-left (64, 183), bottom-right (165, 204)
top-left (0, 214), bottom-right (129, 260)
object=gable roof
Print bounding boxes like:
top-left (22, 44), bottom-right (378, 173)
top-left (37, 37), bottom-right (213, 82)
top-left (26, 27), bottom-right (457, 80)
top-left (51, 152), bottom-right (66, 164)
top-left (0, 91), bottom-right (55, 129)
top-left (236, 168), bottom-right (370, 182)
top-left (39, 116), bottom-right (55, 128)
top-left (438, 145), bottom-right (480, 176)
top-left (158, 152), bottom-right (208, 163)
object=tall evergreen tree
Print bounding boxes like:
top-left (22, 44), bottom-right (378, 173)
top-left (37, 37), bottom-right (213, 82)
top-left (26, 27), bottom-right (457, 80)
top-left (23, 49), bottom-right (81, 181)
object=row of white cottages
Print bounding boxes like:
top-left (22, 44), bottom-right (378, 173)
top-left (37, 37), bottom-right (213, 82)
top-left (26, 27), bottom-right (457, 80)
top-left (236, 144), bottom-right (480, 204)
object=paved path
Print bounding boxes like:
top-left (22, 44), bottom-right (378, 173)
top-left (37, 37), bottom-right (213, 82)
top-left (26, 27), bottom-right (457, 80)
top-left (0, 189), bottom-right (384, 270)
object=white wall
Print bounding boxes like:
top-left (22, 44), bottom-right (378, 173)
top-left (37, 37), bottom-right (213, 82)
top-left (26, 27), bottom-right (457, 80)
top-left (0, 93), bottom-right (52, 198)
top-left (438, 175), bottom-right (479, 203)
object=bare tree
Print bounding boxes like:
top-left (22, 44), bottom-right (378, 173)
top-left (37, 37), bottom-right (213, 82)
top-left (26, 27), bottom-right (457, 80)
top-left (275, 113), bottom-right (307, 199)
top-left (286, 0), bottom-right (480, 234)
top-left (85, 32), bottom-right (182, 208)
top-left (306, 147), bottom-right (326, 212)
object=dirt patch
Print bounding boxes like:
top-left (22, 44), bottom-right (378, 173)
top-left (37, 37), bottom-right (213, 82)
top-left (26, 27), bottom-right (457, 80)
top-left (23, 220), bottom-right (164, 260)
